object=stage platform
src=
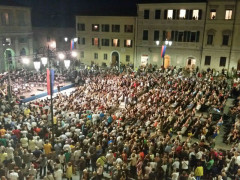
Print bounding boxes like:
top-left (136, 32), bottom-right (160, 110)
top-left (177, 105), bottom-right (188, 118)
top-left (20, 82), bottom-right (74, 103)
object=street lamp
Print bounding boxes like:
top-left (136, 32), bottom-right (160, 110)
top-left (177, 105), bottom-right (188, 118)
top-left (33, 60), bottom-right (41, 72)
top-left (71, 51), bottom-right (77, 58)
top-left (22, 57), bottom-right (30, 65)
top-left (64, 59), bottom-right (71, 69)
top-left (41, 57), bottom-right (48, 67)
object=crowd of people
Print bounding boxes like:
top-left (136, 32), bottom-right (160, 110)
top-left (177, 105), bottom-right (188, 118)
top-left (0, 66), bottom-right (238, 180)
top-left (0, 69), bottom-right (68, 99)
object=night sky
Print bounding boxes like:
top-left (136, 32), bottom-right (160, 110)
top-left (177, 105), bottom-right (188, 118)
top-left (0, 0), bottom-right (206, 28)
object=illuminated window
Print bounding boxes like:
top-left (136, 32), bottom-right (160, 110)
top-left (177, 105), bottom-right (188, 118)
top-left (125, 40), bottom-right (132, 47)
top-left (225, 10), bottom-right (232, 20)
top-left (92, 38), bottom-right (99, 46)
top-left (167, 10), bottom-right (173, 19)
top-left (210, 9), bottom-right (216, 19)
top-left (92, 24), bottom-right (99, 31)
top-left (193, 10), bottom-right (199, 20)
top-left (112, 39), bottom-right (120, 47)
top-left (162, 31), bottom-right (171, 41)
top-left (179, 9), bottom-right (186, 19)
top-left (1, 13), bottom-right (9, 25)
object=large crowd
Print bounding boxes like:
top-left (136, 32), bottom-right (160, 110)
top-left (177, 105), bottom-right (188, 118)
top-left (0, 66), bottom-right (239, 180)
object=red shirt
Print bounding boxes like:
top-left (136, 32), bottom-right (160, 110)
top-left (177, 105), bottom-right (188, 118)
top-left (12, 129), bottom-right (21, 139)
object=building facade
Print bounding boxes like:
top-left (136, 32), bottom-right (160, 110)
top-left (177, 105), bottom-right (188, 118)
top-left (0, 4), bottom-right (33, 73)
top-left (76, 16), bottom-right (136, 68)
top-left (201, 0), bottom-right (240, 73)
top-left (76, 0), bottom-right (240, 72)
top-left (136, 2), bottom-right (206, 69)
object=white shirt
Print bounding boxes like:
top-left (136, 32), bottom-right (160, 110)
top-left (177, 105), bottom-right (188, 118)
top-left (54, 169), bottom-right (63, 180)
top-left (182, 160), bottom-right (189, 169)
top-left (9, 172), bottom-right (19, 180)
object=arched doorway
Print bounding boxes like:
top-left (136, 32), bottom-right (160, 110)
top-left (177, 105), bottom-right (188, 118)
top-left (111, 51), bottom-right (120, 70)
top-left (164, 55), bottom-right (170, 69)
top-left (4, 48), bottom-right (15, 71)
top-left (186, 57), bottom-right (196, 69)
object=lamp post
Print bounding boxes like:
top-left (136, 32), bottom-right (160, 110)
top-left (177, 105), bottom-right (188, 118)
top-left (155, 40), bottom-right (172, 69)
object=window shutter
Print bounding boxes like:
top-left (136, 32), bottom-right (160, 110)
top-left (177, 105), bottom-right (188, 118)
top-left (186, 10), bottom-right (190, 19)
top-left (176, 10), bottom-right (180, 19)
top-left (171, 31), bottom-right (174, 41)
top-left (196, 31), bottom-right (200, 42)
top-left (173, 9), bottom-right (177, 19)
top-left (164, 10), bottom-right (167, 19)
top-left (189, 10), bottom-right (193, 20)
top-left (162, 31), bottom-right (166, 41)
top-left (199, 10), bottom-right (202, 20)
top-left (174, 31), bottom-right (178, 41)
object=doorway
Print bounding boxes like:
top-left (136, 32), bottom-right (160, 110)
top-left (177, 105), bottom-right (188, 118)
top-left (111, 51), bottom-right (120, 70)
top-left (186, 57), bottom-right (196, 69)
top-left (4, 48), bottom-right (15, 71)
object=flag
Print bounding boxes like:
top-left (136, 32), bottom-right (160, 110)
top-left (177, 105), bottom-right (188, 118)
top-left (71, 40), bottom-right (74, 50)
top-left (47, 69), bottom-right (54, 95)
top-left (161, 45), bottom-right (167, 58)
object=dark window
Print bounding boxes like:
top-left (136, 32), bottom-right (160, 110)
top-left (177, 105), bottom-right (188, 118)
top-left (155, 10), bottom-right (161, 19)
top-left (78, 23), bottom-right (85, 31)
top-left (190, 32), bottom-right (196, 42)
top-left (220, 57), bottom-right (226, 67)
top-left (222, 35), bottom-right (229, 45)
top-left (124, 25), bottom-right (133, 33)
top-left (20, 48), bottom-right (26, 56)
top-left (104, 54), bottom-right (108, 60)
top-left (126, 55), bottom-right (130, 62)
top-left (205, 56), bottom-right (211, 65)
top-left (92, 24), bottom-right (99, 31)
top-left (19, 38), bottom-right (27, 43)
top-left (178, 32), bottom-right (184, 42)
top-left (154, 30), bottom-right (159, 41)
top-left (112, 25), bottom-right (120, 32)
top-left (102, 24), bottom-right (109, 32)
top-left (144, 10), bottom-right (150, 19)
top-left (102, 39), bottom-right (109, 46)
top-left (80, 51), bottom-right (84, 58)
top-left (94, 53), bottom-right (98, 60)
top-left (143, 30), bottom-right (148, 40)
top-left (207, 35), bottom-right (213, 45)
top-left (78, 37), bottom-right (85, 45)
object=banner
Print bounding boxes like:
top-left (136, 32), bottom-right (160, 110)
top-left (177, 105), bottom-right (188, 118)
top-left (161, 45), bottom-right (167, 58)
top-left (71, 40), bottom-right (74, 50)
top-left (47, 69), bottom-right (54, 95)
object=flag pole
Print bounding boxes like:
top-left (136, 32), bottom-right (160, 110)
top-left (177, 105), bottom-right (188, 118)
top-left (48, 45), bottom-right (55, 145)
